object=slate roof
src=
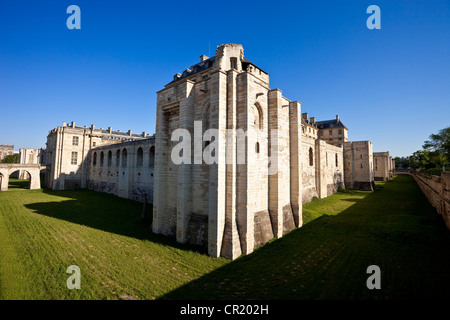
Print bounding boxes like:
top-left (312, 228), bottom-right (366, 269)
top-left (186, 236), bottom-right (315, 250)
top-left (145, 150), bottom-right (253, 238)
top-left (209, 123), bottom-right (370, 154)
top-left (316, 119), bottom-right (348, 130)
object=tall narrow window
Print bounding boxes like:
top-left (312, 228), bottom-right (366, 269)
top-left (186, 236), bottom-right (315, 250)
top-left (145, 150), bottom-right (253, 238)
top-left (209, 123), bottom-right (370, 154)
top-left (122, 148), bottom-right (127, 167)
top-left (100, 151), bottom-right (104, 167)
top-left (116, 149), bottom-right (120, 167)
top-left (73, 136), bottom-right (79, 146)
top-left (71, 152), bottom-right (78, 165)
top-left (149, 146), bottom-right (155, 168)
top-left (93, 152), bottom-right (97, 166)
top-left (256, 142), bottom-right (260, 154)
top-left (309, 147), bottom-right (313, 166)
top-left (137, 147), bottom-right (143, 167)
top-left (335, 153), bottom-right (338, 167)
top-left (108, 151), bottom-right (112, 167)
top-left (230, 57), bottom-right (237, 69)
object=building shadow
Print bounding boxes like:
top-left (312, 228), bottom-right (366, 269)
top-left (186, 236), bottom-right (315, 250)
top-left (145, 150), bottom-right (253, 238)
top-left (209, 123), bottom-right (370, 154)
top-left (159, 175), bottom-right (450, 300)
top-left (25, 188), bottom-right (208, 255)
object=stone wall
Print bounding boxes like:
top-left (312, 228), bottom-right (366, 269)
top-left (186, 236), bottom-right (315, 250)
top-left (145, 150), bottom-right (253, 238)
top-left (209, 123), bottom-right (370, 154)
top-left (374, 152), bottom-right (390, 181)
top-left (343, 141), bottom-right (375, 191)
top-left (412, 171), bottom-right (450, 229)
top-left (87, 138), bottom-right (155, 203)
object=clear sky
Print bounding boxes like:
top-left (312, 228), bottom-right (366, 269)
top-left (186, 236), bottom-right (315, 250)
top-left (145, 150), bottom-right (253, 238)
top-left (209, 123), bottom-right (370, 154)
top-left (0, 0), bottom-right (449, 158)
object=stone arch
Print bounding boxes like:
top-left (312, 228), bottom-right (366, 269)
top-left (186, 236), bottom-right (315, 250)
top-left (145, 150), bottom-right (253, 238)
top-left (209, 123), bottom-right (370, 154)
top-left (0, 164), bottom-right (41, 191)
top-left (253, 102), bottom-right (263, 130)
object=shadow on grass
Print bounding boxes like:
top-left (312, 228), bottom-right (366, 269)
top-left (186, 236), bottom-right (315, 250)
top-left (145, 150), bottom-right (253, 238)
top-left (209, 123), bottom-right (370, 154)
top-left (25, 188), bottom-right (208, 255)
top-left (8, 179), bottom-right (30, 189)
top-left (159, 175), bottom-right (450, 300)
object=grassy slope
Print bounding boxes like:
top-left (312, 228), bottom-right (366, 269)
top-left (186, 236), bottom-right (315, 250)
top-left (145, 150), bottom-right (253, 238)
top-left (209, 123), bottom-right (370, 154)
top-left (0, 187), bottom-right (227, 300)
top-left (1, 175), bottom-right (450, 300)
top-left (163, 175), bottom-right (450, 300)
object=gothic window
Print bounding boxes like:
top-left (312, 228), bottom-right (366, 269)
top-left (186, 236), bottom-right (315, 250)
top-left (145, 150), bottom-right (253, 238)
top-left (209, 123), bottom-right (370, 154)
top-left (137, 147), bottom-right (143, 167)
top-left (309, 147), bottom-right (313, 166)
top-left (93, 152), bottom-right (97, 166)
top-left (149, 146), bottom-right (155, 168)
top-left (100, 151), bottom-right (104, 167)
top-left (108, 151), bottom-right (112, 167)
top-left (254, 103), bottom-right (263, 130)
top-left (116, 149), bottom-right (120, 167)
top-left (122, 148), bottom-right (127, 167)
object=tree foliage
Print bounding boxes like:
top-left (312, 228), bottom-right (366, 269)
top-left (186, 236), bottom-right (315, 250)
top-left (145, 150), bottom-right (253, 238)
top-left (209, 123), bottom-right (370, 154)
top-left (0, 154), bottom-right (19, 163)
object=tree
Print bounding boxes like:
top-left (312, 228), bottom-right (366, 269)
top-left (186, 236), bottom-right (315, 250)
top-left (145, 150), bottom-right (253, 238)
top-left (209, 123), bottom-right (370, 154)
top-left (0, 154), bottom-right (19, 163)
top-left (423, 126), bottom-right (450, 165)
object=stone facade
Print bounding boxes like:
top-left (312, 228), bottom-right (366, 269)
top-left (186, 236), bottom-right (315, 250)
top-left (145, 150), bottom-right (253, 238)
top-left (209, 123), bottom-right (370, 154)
top-left (87, 137), bottom-right (155, 203)
top-left (413, 171), bottom-right (450, 229)
top-left (343, 141), bottom-right (375, 191)
top-left (45, 121), bottom-right (149, 190)
top-left (153, 44), bottom-right (304, 259)
top-left (0, 145), bottom-right (14, 161)
top-left (18, 148), bottom-right (45, 179)
top-left (374, 152), bottom-right (391, 181)
top-left (301, 113), bottom-right (345, 203)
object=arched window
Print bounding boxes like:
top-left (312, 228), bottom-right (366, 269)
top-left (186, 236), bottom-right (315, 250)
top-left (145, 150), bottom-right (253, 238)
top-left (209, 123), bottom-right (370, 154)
top-left (100, 151), bottom-right (104, 167)
top-left (335, 153), bottom-right (338, 167)
top-left (326, 152), bottom-right (328, 166)
top-left (122, 148), bottom-right (127, 167)
top-left (255, 142), bottom-right (260, 154)
top-left (116, 150), bottom-right (120, 167)
top-left (149, 146), bottom-right (155, 168)
top-left (254, 103), bottom-right (263, 130)
top-left (108, 151), bottom-right (112, 167)
top-left (309, 147), bottom-right (313, 166)
top-left (137, 147), bottom-right (143, 167)
top-left (93, 152), bottom-right (97, 166)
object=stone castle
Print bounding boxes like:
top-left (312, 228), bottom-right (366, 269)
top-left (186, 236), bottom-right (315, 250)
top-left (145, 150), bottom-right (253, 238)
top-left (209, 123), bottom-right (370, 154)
top-left (1, 44), bottom-right (395, 260)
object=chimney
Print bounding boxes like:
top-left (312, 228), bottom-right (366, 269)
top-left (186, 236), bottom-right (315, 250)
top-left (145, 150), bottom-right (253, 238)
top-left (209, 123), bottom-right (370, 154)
top-left (310, 117), bottom-right (315, 124)
top-left (336, 115), bottom-right (340, 121)
top-left (128, 130), bottom-right (132, 136)
top-left (200, 55), bottom-right (209, 62)
top-left (62, 121), bottom-right (67, 127)
top-left (91, 124), bottom-right (95, 130)
top-left (71, 121), bottom-right (75, 128)
top-left (142, 131), bottom-right (146, 137)
top-left (108, 127), bottom-right (112, 134)
top-left (302, 113), bottom-right (309, 121)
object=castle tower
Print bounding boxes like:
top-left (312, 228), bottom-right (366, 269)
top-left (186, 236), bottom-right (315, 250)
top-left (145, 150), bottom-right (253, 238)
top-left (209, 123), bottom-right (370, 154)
top-left (153, 44), bottom-right (303, 259)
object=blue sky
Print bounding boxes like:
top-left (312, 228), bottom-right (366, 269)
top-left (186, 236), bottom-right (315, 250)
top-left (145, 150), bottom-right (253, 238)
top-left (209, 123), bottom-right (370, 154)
top-left (0, 0), bottom-right (449, 157)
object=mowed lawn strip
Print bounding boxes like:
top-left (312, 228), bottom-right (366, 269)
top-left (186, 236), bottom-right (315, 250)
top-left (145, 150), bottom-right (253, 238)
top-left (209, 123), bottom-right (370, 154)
top-left (1, 175), bottom-right (450, 300)
top-left (0, 186), bottom-right (227, 299)
top-left (162, 175), bottom-right (450, 300)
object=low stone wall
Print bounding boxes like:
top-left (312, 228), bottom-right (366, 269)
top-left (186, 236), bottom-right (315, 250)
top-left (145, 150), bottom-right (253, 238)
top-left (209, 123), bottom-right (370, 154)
top-left (412, 171), bottom-right (450, 229)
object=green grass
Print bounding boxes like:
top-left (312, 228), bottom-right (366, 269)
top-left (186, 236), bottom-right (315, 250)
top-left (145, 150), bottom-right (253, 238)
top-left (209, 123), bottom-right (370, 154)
top-left (0, 188), bottom-right (227, 300)
top-left (7, 178), bottom-right (30, 190)
top-left (1, 175), bottom-right (450, 300)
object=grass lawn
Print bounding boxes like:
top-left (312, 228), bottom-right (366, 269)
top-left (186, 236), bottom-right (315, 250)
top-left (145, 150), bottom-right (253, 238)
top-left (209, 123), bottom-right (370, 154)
top-left (1, 175), bottom-right (450, 300)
